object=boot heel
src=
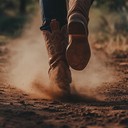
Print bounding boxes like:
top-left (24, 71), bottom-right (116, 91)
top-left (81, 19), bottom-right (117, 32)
top-left (68, 13), bottom-right (87, 35)
top-left (68, 20), bottom-right (85, 35)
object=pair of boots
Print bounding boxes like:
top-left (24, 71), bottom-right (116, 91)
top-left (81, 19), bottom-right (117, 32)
top-left (42, 0), bottom-right (93, 97)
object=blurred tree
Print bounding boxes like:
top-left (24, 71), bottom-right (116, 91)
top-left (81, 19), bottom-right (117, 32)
top-left (94, 0), bottom-right (128, 12)
top-left (0, 0), bottom-right (36, 15)
top-left (19, 0), bottom-right (26, 14)
top-left (0, 0), bottom-right (37, 37)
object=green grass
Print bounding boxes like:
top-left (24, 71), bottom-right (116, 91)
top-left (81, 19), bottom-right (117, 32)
top-left (0, 15), bottom-right (26, 37)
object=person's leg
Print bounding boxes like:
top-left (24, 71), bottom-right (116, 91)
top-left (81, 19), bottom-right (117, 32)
top-left (66, 0), bottom-right (94, 70)
top-left (39, 0), bottom-right (71, 97)
top-left (39, 0), bottom-right (67, 31)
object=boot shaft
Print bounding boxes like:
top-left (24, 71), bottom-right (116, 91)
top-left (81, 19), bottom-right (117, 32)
top-left (42, 20), bottom-right (68, 68)
top-left (42, 20), bottom-right (72, 94)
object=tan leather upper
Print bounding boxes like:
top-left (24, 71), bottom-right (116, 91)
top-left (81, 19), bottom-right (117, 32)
top-left (42, 23), bottom-right (68, 69)
top-left (42, 20), bottom-right (71, 94)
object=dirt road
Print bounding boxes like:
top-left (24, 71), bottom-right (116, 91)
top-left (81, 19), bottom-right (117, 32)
top-left (0, 35), bottom-right (128, 128)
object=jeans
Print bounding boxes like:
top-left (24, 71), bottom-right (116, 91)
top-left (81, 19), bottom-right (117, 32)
top-left (39, 0), bottom-right (67, 31)
top-left (39, 0), bottom-right (94, 32)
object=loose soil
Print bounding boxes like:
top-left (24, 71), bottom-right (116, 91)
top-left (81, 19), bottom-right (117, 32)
top-left (0, 37), bottom-right (128, 128)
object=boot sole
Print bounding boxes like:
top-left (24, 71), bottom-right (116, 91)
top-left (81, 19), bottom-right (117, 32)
top-left (67, 20), bottom-right (91, 70)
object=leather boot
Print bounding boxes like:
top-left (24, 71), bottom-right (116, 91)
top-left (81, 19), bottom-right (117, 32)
top-left (66, 0), bottom-right (94, 70)
top-left (42, 19), bottom-right (72, 97)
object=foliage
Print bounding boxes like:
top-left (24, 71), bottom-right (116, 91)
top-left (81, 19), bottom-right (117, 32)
top-left (0, 0), bottom-right (37, 37)
top-left (91, 0), bottom-right (128, 53)
top-left (0, 0), bottom-right (36, 15)
top-left (91, 1), bottom-right (128, 37)
top-left (94, 0), bottom-right (128, 12)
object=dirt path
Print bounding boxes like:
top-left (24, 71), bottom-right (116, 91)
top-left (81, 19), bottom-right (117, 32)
top-left (0, 36), bottom-right (128, 128)
top-left (0, 13), bottom-right (128, 127)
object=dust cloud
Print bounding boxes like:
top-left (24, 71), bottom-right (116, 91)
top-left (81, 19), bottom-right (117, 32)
top-left (7, 14), bottom-right (51, 98)
top-left (7, 13), bottom-right (115, 99)
top-left (71, 47), bottom-right (115, 97)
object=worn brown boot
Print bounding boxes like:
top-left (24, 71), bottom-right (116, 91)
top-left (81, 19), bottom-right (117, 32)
top-left (42, 19), bottom-right (72, 97)
top-left (66, 0), bottom-right (94, 70)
